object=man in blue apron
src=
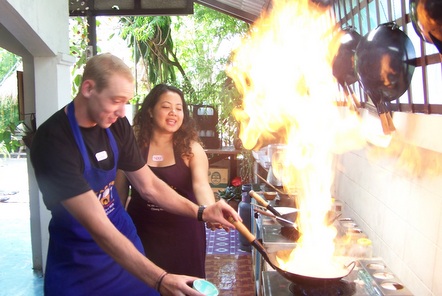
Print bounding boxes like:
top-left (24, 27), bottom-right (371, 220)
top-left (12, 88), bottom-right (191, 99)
top-left (30, 53), bottom-right (240, 295)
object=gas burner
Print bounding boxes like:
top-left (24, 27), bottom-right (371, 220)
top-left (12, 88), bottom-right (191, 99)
top-left (289, 279), bottom-right (356, 296)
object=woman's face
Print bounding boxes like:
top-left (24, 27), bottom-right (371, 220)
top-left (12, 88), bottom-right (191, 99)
top-left (150, 91), bottom-right (184, 134)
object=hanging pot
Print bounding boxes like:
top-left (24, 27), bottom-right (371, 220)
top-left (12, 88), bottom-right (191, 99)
top-left (410, 0), bottom-right (442, 53)
top-left (332, 27), bottom-right (362, 110)
top-left (355, 22), bottom-right (416, 104)
top-left (332, 26), bottom-right (362, 86)
top-left (355, 23), bottom-right (416, 134)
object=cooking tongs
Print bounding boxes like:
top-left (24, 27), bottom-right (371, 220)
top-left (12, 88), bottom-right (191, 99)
top-left (253, 207), bottom-right (298, 229)
top-left (249, 190), bottom-right (282, 217)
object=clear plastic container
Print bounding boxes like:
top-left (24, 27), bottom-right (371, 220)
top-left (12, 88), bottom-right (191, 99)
top-left (354, 238), bottom-right (373, 258)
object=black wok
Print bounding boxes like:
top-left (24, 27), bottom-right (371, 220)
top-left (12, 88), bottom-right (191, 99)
top-left (410, 0), bottom-right (442, 54)
top-left (332, 26), bottom-right (362, 110)
top-left (355, 22), bottom-right (416, 104)
top-left (228, 217), bottom-right (356, 285)
top-left (355, 22), bottom-right (415, 134)
top-left (332, 26), bottom-right (362, 86)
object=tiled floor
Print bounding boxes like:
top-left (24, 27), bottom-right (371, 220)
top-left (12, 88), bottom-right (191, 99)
top-left (206, 254), bottom-right (254, 296)
top-left (205, 229), bottom-right (255, 295)
top-left (0, 158), bottom-right (255, 295)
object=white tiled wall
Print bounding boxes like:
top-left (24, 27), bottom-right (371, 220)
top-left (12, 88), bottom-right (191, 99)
top-left (333, 112), bottom-right (442, 295)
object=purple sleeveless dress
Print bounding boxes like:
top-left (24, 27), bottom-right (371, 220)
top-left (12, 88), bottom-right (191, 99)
top-left (127, 147), bottom-right (206, 277)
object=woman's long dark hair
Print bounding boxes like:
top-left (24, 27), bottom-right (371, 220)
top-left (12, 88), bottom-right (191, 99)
top-left (132, 84), bottom-right (200, 158)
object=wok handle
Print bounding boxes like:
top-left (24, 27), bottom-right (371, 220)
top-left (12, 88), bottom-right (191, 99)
top-left (228, 216), bottom-right (255, 243)
top-left (249, 190), bottom-right (282, 217)
top-left (386, 112), bottom-right (396, 132)
top-left (379, 113), bottom-right (391, 135)
top-left (228, 216), bottom-right (277, 270)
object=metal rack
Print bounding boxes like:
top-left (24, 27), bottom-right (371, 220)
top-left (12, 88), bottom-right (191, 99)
top-left (332, 0), bottom-right (442, 115)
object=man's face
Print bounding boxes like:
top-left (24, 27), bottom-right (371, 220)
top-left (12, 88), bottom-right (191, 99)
top-left (85, 74), bottom-right (134, 128)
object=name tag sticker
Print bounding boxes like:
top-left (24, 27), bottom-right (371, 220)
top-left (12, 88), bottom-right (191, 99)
top-left (152, 155), bottom-right (164, 161)
top-left (96, 151), bottom-right (108, 162)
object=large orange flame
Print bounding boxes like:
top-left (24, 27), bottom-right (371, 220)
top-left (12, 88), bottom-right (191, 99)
top-left (227, 0), bottom-right (366, 275)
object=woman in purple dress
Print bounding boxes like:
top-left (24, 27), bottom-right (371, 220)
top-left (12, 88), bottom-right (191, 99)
top-left (116, 84), bottom-right (219, 277)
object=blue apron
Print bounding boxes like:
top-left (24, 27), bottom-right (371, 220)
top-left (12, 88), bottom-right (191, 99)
top-left (44, 102), bottom-right (158, 295)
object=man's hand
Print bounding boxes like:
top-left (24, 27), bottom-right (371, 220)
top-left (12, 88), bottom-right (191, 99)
top-left (206, 221), bottom-right (230, 232)
top-left (202, 199), bottom-right (242, 229)
top-left (158, 274), bottom-right (205, 296)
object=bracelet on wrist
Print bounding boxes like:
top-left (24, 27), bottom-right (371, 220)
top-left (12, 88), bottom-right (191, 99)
top-left (197, 205), bottom-right (206, 222)
top-left (155, 271), bottom-right (168, 292)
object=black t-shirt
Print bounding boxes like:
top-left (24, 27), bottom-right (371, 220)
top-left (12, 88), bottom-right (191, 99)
top-left (30, 107), bottom-right (145, 210)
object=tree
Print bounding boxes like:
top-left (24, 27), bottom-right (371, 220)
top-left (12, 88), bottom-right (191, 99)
top-left (117, 4), bottom-right (249, 143)
top-left (0, 49), bottom-right (23, 156)
top-left (68, 6), bottom-right (250, 144)
top-left (172, 5), bottom-right (249, 145)
top-left (69, 16), bottom-right (92, 96)
top-left (0, 48), bottom-right (20, 83)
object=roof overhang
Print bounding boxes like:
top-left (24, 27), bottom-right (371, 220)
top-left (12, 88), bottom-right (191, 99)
top-left (68, 0), bottom-right (272, 23)
top-left (69, 0), bottom-right (195, 17)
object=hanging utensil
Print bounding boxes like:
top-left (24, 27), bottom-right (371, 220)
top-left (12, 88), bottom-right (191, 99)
top-left (410, 0), bottom-right (442, 54)
top-left (355, 22), bottom-right (416, 103)
top-left (355, 22), bottom-right (416, 134)
top-left (253, 208), bottom-right (299, 229)
top-left (255, 173), bottom-right (286, 195)
top-left (332, 26), bottom-right (362, 112)
top-left (332, 26), bottom-right (362, 87)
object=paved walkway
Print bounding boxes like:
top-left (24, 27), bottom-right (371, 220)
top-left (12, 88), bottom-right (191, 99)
top-left (0, 157), bottom-right (44, 296)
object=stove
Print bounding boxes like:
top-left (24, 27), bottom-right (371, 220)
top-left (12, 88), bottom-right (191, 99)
top-left (254, 202), bottom-right (413, 296)
top-left (261, 259), bottom-right (414, 296)
top-left (262, 268), bottom-right (368, 296)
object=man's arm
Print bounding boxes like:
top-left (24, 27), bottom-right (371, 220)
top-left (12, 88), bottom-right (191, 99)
top-left (61, 191), bottom-right (203, 295)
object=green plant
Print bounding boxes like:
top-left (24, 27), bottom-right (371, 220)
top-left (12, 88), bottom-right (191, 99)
top-left (217, 176), bottom-right (242, 202)
top-left (0, 95), bottom-right (23, 156)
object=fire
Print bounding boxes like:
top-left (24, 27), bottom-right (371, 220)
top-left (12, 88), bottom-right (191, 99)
top-left (227, 0), bottom-right (366, 276)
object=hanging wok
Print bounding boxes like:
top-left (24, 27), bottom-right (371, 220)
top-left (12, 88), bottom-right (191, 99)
top-left (332, 26), bottom-right (363, 110)
top-left (332, 26), bottom-right (362, 86)
top-left (228, 217), bottom-right (356, 285)
top-left (355, 22), bottom-right (416, 104)
top-left (410, 0), bottom-right (442, 54)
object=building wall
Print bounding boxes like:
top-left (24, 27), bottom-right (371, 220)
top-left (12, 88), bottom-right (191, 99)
top-left (1, 0), bottom-right (73, 272)
top-left (334, 112), bottom-right (442, 295)
top-left (1, 0), bottom-right (69, 56)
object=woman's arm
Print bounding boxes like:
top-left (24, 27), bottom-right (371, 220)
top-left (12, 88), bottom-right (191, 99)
top-left (188, 141), bottom-right (216, 206)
